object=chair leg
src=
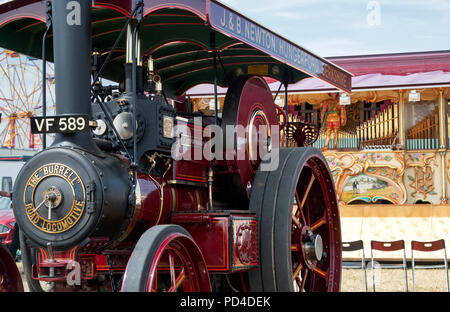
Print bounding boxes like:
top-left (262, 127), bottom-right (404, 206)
top-left (361, 259), bottom-right (367, 291)
top-left (363, 260), bottom-right (368, 292)
top-left (371, 250), bottom-right (375, 292)
top-left (412, 253), bottom-right (416, 292)
top-left (445, 249), bottom-right (449, 292)
top-left (403, 250), bottom-right (408, 292)
top-left (445, 260), bottom-right (449, 292)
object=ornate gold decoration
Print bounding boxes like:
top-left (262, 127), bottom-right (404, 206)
top-left (323, 151), bottom-right (406, 204)
top-left (320, 93), bottom-right (347, 150)
top-left (405, 152), bottom-right (438, 200)
top-left (23, 163), bottom-right (86, 234)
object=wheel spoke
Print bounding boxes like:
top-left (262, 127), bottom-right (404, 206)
top-left (299, 174), bottom-right (315, 211)
top-left (300, 269), bottom-right (309, 291)
top-left (167, 268), bottom-right (186, 292)
top-left (294, 191), bottom-right (307, 226)
top-left (174, 268), bottom-right (186, 290)
top-left (295, 276), bottom-right (301, 287)
top-left (168, 252), bottom-right (176, 292)
top-left (310, 215), bottom-right (327, 232)
top-left (312, 267), bottom-right (328, 280)
top-left (292, 263), bottom-right (303, 281)
top-left (295, 174), bottom-right (315, 226)
top-left (292, 214), bottom-right (301, 228)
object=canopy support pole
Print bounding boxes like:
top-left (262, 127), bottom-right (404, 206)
top-left (398, 90), bottom-right (406, 149)
top-left (284, 82), bottom-right (289, 147)
top-left (210, 31), bottom-right (219, 127)
top-left (438, 88), bottom-right (448, 149)
top-left (213, 52), bottom-right (219, 127)
top-left (273, 82), bottom-right (283, 101)
top-left (216, 53), bottom-right (231, 88)
top-left (131, 0), bottom-right (144, 183)
top-left (439, 88), bottom-right (448, 204)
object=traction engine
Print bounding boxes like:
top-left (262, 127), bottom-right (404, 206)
top-left (1, 0), bottom-right (343, 292)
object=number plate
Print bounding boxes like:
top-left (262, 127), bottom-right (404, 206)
top-left (30, 115), bottom-right (90, 134)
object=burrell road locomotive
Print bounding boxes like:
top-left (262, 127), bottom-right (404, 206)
top-left (0, 0), bottom-right (352, 292)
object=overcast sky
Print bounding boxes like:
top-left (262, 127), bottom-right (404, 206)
top-left (221, 0), bottom-right (450, 57)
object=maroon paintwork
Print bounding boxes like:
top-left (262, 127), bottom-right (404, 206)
top-left (0, 1), bottom-right (344, 292)
top-left (93, 0), bottom-right (132, 15)
top-left (411, 239), bottom-right (446, 252)
top-left (19, 79), bottom-right (271, 289)
top-left (0, 209), bottom-right (14, 247)
top-left (0, 243), bottom-right (23, 292)
top-left (371, 240), bottom-right (405, 252)
top-left (222, 76), bottom-right (278, 198)
top-left (329, 51), bottom-right (450, 77)
top-left (171, 212), bottom-right (258, 272)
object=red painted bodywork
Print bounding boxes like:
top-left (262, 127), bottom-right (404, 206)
top-left (0, 1), bottom-right (345, 290)
top-left (223, 76), bottom-right (278, 197)
top-left (171, 212), bottom-right (258, 272)
top-left (24, 78), bottom-right (270, 283)
top-left (0, 209), bottom-right (14, 246)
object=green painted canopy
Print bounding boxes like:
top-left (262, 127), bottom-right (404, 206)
top-left (0, 0), bottom-right (352, 98)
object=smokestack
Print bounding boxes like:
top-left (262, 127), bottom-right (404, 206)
top-left (52, 0), bottom-right (99, 151)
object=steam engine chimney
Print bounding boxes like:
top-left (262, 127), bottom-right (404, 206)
top-left (52, 0), bottom-right (98, 151)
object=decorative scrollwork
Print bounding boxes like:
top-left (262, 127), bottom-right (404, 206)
top-left (286, 121), bottom-right (319, 147)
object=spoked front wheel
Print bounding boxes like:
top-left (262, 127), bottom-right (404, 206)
top-left (248, 147), bottom-right (342, 292)
top-left (121, 225), bottom-right (211, 292)
top-left (0, 243), bottom-right (23, 292)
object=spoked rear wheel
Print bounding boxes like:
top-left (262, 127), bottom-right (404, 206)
top-left (121, 225), bottom-right (211, 292)
top-left (248, 147), bottom-right (341, 292)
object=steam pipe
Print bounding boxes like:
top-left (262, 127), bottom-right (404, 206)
top-left (132, 23), bottom-right (138, 172)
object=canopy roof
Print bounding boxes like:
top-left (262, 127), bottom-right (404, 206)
top-left (0, 0), bottom-right (351, 98)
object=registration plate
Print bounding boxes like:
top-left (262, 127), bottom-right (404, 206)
top-left (30, 115), bottom-right (90, 134)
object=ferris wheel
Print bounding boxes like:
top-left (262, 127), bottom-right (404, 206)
top-left (0, 49), bottom-right (55, 150)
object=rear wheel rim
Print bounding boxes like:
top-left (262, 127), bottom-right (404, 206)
top-left (290, 157), bottom-right (341, 291)
top-left (248, 148), bottom-right (341, 292)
